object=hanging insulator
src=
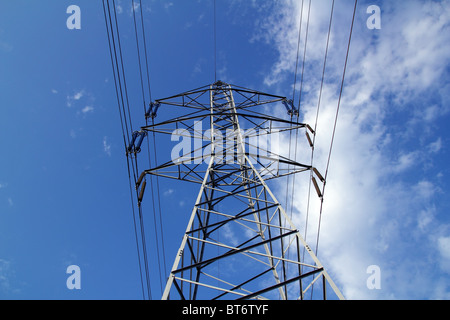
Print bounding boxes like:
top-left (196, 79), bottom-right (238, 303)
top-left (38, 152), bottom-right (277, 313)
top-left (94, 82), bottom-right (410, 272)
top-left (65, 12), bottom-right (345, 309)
top-left (146, 102), bottom-right (160, 119)
top-left (305, 131), bottom-right (313, 147)
top-left (138, 180), bottom-right (147, 204)
top-left (312, 177), bottom-right (323, 198)
top-left (313, 167), bottom-right (325, 183)
top-left (306, 124), bottom-right (315, 134)
top-left (282, 99), bottom-right (298, 116)
top-left (127, 131), bottom-right (147, 154)
top-left (127, 131), bottom-right (139, 153)
top-left (135, 131), bottom-right (147, 153)
top-left (136, 171), bottom-right (146, 190)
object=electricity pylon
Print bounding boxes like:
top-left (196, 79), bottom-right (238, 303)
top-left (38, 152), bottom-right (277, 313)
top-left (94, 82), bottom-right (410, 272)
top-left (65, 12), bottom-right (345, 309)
top-left (132, 81), bottom-right (344, 300)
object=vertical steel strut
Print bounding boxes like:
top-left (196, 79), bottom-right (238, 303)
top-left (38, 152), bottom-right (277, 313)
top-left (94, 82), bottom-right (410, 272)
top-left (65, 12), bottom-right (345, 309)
top-left (137, 81), bottom-right (344, 300)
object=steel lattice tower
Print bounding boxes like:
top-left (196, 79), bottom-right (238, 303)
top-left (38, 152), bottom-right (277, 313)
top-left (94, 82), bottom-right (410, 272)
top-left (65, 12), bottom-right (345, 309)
top-left (132, 81), bottom-right (344, 300)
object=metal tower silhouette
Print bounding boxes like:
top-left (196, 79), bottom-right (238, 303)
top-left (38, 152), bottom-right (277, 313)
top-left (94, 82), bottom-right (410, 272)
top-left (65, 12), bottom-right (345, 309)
top-left (132, 81), bottom-right (344, 300)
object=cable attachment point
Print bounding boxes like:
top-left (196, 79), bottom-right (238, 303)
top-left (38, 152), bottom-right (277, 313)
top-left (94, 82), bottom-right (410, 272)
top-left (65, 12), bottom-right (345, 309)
top-left (311, 167), bottom-right (326, 199)
top-left (146, 102), bottom-right (160, 119)
top-left (282, 99), bottom-right (299, 117)
top-left (136, 171), bottom-right (146, 190)
top-left (138, 180), bottom-right (147, 206)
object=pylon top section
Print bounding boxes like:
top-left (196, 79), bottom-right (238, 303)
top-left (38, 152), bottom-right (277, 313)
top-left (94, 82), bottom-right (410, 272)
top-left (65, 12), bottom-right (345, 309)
top-left (135, 82), bottom-right (313, 185)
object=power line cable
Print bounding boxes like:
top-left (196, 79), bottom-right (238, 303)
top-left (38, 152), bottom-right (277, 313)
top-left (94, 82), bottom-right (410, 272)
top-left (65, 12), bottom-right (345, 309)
top-left (132, 0), bottom-right (147, 115)
top-left (131, 0), bottom-right (165, 295)
top-left (214, 0), bottom-right (217, 82)
top-left (306, 0), bottom-right (335, 252)
top-left (297, 0), bottom-right (312, 111)
top-left (102, 0), bottom-right (147, 299)
top-left (292, 0), bottom-right (305, 104)
top-left (315, 0), bottom-right (358, 258)
top-left (304, 0), bottom-right (336, 299)
top-left (286, 0), bottom-right (305, 281)
top-left (139, 0), bottom-right (153, 102)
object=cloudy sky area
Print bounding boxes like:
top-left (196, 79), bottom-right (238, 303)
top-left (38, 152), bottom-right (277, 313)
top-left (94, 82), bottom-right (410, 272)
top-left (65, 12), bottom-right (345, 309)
top-left (1, 0), bottom-right (450, 300)
top-left (261, 0), bottom-right (450, 299)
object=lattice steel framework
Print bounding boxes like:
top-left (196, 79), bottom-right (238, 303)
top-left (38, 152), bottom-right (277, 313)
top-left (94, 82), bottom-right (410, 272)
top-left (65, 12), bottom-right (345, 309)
top-left (132, 81), bottom-right (344, 300)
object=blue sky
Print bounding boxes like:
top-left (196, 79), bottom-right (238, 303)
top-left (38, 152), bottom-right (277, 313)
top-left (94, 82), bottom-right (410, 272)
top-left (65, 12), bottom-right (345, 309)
top-left (1, 0), bottom-right (450, 300)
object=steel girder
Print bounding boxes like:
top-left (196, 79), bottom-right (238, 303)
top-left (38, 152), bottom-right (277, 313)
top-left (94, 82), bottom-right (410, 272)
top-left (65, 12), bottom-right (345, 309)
top-left (136, 81), bottom-right (344, 300)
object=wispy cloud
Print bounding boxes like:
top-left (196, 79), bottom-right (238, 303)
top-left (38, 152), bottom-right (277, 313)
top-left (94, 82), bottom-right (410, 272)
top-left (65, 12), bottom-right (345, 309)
top-left (66, 90), bottom-right (85, 108)
top-left (103, 136), bottom-right (111, 157)
top-left (66, 90), bottom-right (96, 118)
top-left (115, 0), bottom-right (123, 14)
top-left (163, 189), bottom-right (174, 196)
top-left (164, 2), bottom-right (173, 11)
top-left (0, 41), bottom-right (13, 52)
top-left (81, 106), bottom-right (94, 114)
top-left (0, 259), bottom-right (19, 295)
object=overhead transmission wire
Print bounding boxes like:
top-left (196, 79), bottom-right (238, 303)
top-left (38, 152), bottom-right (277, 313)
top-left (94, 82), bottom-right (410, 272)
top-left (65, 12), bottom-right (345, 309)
top-left (286, 0), bottom-right (312, 267)
top-left (285, 0), bottom-right (304, 292)
top-left (102, 0), bottom-right (145, 300)
top-left (214, 0), bottom-right (217, 82)
top-left (287, 0), bottom-right (305, 228)
top-left (112, 0), bottom-right (154, 300)
top-left (102, 0), bottom-right (152, 300)
top-left (130, 0), bottom-right (158, 296)
top-left (138, 0), bottom-right (168, 285)
top-left (291, 0), bottom-right (305, 105)
top-left (141, 0), bottom-right (169, 291)
top-left (305, 0), bottom-right (335, 256)
top-left (288, 0), bottom-right (356, 299)
top-left (314, 0), bottom-right (358, 258)
top-left (282, 0), bottom-right (306, 296)
top-left (131, 0), bottom-right (167, 296)
top-left (301, 0), bottom-right (335, 299)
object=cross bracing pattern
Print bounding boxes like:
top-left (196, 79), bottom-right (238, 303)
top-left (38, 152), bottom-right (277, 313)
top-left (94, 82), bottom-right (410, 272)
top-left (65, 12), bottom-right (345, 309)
top-left (133, 81), bottom-right (344, 300)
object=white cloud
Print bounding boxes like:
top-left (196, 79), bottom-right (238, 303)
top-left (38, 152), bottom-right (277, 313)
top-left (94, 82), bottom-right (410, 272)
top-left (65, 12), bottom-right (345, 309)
top-left (438, 236), bottom-right (450, 274)
top-left (66, 90), bottom-right (85, 108)
top-left (81, 106), bottom-right (94, 114)
top-left (103, 136), bottom-right (111, 157)
top-left (417, 207), bottom-right (435, 232)
top-left (164, 2), bottom-right (173, 11)
top-left (428, 138), bottom-right (442, 154)
top-left (391, 151), bottom-right (419, 174)
top-left (116, 0), bottom-right (123, 14)
top-left (74, 92), bottom-right (83, 100)
top-left (163, 189), bottom-right (174, 196)
top-left (0, 259), bottom-right (18, 294)
top-left (438, 237), bottom-right (450, 258)
top-left (255, 0), bottom-right (450, 299)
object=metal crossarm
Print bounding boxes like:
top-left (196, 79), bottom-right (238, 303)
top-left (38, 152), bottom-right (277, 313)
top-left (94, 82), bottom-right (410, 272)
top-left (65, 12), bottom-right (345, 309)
top-left (137, 81), bottom-right (344, 300)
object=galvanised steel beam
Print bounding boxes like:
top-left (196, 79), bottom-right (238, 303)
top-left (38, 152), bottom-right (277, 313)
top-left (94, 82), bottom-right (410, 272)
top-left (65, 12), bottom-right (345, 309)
top-left (137, 81), bottom-right (343, 300)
